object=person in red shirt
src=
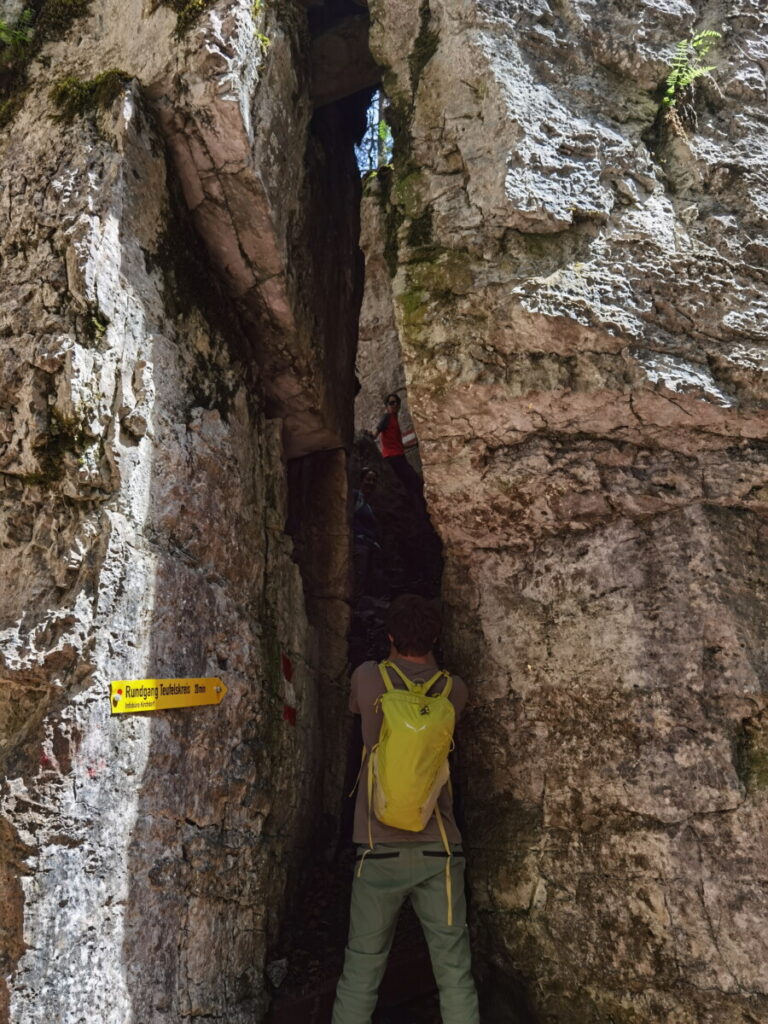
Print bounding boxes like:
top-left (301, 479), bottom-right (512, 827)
top-left (373, 393), bottom-right (423, 499)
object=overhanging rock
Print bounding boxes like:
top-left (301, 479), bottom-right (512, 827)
top-left (310, 14), bottom-right (380, 108)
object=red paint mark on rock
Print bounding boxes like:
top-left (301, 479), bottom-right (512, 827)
top-left (87, 758), bottom-right (106, 779)
top-left (282, 705), bottom-right (297, 727)
top-left (281, 653), bottom-right (293, 681)
top-left (39, 753), bottom-right (52, 768)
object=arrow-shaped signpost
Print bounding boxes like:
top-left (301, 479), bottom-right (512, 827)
top-left (110, 678), bottom-right (227, 715)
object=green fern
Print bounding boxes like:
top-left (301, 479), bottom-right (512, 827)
top-left (251, 0), bottom-right (269, 54)
top-left (662, 29), bottom-right (721, 108)
top-left (378, 116), bottom-right (392, 146)
top-left (0, 9), bottom-right (33, 52)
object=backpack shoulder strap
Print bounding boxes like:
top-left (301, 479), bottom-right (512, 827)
top-left (422, 670), bottom-right (452, 698)
top-left (379, 659), bottom-right (416, 692)
top-left (381, 661), bottom-right (453, 697)
top-left (377, 660), bottom-right (397, 692)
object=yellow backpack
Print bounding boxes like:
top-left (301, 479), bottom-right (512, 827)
top-left (360, 659), bottom-right (457, 923)
top-left (369, 659), bottom-right (455, 831)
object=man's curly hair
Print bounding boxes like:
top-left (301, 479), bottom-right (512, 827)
top-left (385, 595), bottom-right (441, 656)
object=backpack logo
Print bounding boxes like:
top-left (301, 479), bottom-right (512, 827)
top-left (420, 706), bottom-right (430, 716)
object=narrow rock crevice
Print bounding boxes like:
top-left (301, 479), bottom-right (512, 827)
top-left (268, 79), bottom-right (451, 1020)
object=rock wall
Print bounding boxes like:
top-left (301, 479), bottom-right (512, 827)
top-left (355, 179), bottom-right (407, 432)
top-left (366, 0), bottom-right (768, 1020)
top-left (4, 0), bottom-right (768, 1018)
top-left (355, 177), bottom-right (422, 473)
top-left (0, 1), bottom-right (363, 1020)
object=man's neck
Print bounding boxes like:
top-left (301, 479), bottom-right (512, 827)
top-left (389, 645), bottom-right (433, 665)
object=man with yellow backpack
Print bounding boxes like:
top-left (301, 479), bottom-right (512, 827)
top-left (332, 595), bottom-right (480, 1024)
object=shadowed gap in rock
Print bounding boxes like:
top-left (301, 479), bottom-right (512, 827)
top-left (268, 84), bottom-right (453, 1022)
top-left (271, 16), bottom-right (494, 1000)
top-left (269, 429), bottom-right (448, 1024)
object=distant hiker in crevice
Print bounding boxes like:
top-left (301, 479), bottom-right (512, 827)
top-left (373, 393), bottom-right (424, 504)
top-left (332, 594), bottom-right (480, 1024)
top-left (352, 466), bottom-right (381, 599)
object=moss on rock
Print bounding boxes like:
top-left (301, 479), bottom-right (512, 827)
top-left (735, 713), bottom-right (768, 796)
top-left (0, 0), bottom-right (94, 130)
top-left (373, 166), bottom-right (403, 279)
top-left (393, 169), bottom-right (428, 220)
top-left (0, 91), bottom-right (26, 130)
top-left (396, 287), bottom-right (427, 330)
top-left (407, 205), bottom-right (433, 249)
top-left (35, 0), bottom-right (91, 41)
top-left (50, 68), bottom-right (131, 121)
top-left (409, 0), bottom-right (438, 94)
top-left (406, 249), bottom-right (473, 296)
top-left (162, 0), bottom-right (215, 37)
top-left (30, 408), bottom-right (89, 484)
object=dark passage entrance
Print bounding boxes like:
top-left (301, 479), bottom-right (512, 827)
top-left (269, 432), bottom-right (445, 1024)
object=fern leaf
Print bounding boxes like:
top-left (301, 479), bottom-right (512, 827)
top-left (661, 29), bottom-right (720, 110)
top-left (692, 30), bottom-right (720, 44)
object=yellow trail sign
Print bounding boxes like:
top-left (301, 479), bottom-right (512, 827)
top-left (110, 678), bottom-right (227, 715)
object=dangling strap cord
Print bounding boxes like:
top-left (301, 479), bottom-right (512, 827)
top-left (359, 680), bottom-right (388, 880)
top-left (434, 803), bottom-right (453, 926)
top-left (358, 744), bottom-right (378, 878)
top-left (349, 746), bottom-right (367, 798)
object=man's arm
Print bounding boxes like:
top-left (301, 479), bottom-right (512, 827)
top-left (372, 413), bottom-right (389, 439)
top-left (350, 663), bottom-right (385, 750)
top-left (349, 665), bottom-right (362, 714)
top-left (449, 674), bottom-right (469, 721)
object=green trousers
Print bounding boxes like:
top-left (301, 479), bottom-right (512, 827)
top-left (331, 843), bottom-right (480, 1024)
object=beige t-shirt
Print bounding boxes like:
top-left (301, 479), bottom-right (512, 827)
top-left (350, 656), bottom-right (468, 846)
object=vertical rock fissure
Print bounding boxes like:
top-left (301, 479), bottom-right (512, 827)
top-left (255, 10), bottom-right (448, 1015)
top-left (268, 78), bottom-right (450, 1019)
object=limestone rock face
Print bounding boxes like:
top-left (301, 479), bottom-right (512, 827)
top-left (355, 178), bottom-right (421, 447)
top-left (0, 1), bottom-right (359, 1020)
top-left (367, 0), bottom-right (768, 1019)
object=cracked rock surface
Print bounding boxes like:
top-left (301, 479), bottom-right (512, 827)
top-left (366, 0), bottom-right (768, 1019)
